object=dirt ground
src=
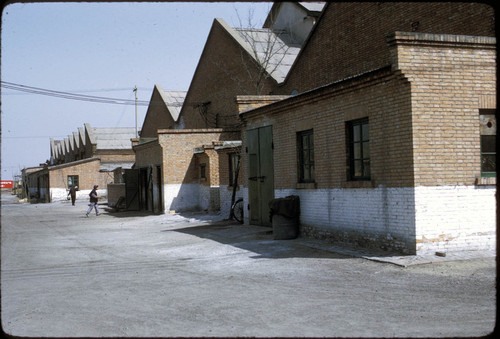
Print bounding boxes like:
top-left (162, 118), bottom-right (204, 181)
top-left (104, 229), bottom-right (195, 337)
top-left (1, 191), bottom-right (496, 337)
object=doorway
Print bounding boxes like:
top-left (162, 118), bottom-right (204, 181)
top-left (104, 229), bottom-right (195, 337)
top-left (246, 126), bottom-right (274, 226)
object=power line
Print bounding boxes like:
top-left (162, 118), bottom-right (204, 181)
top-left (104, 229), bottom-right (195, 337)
top-left (3, 136), bottom-right (68, 139)
top-left (3, 87), bottom-right (150, 94)
top-left (1, 81), bottom-right (152, 106)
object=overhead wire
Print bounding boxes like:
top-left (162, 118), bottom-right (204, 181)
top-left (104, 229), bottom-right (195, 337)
top-left (1, 81), bottom-right (153, 106)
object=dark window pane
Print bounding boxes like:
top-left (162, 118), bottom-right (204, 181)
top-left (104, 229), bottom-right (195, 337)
top-left (353, 125), bottom-right (361, 142)
top-left (302, 150), bottom-right (309, 163)
top-left (482, 154), bottom-right (496, 172)
top-left (362, 123), bottom-right (369, 141)
top-left (363, 143), bottom-right (370, 158)
top-left (354, 143), bottom-right (361, 159)
top-left (481, 135), bottom-right (496, 153)
top-left (348, 118), bottom-right (370, 180)
top-left (354, 160), bottom-right (363, 177)
top-left (303, 167), bottom-right (310, 181)
top-left (298, 129), bottom-right (315, 183)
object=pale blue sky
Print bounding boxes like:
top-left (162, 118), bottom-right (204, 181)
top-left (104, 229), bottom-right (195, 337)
top-left (1, 1), bottom-right (272, 180)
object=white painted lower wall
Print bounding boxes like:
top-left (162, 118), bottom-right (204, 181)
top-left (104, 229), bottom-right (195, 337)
top-left (164, 183), bottom-right (200, 212)
top-left (50, 188), bottom-right (108, 202)
top-left (248, 185), bottom-right (496, 254)
top-left (414, 186), bottom-right (496, 254)
top-left (164, 183), bottom-right (245, 216)
top-left (274, 186), bottom-right (416, 253)
top-left (198, 185), bottom-right (211, 211)
top-left (219, 185), bottom-right (244, 219)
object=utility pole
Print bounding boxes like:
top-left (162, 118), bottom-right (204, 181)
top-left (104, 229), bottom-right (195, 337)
top-left (133, 86), bottom-right (138, 138)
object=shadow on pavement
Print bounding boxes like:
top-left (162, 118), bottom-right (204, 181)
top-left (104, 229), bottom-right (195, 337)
top-left (101, 208), bottom-right (158, 218)
top-left (98, 205), bottom-right (409, 261)
top-left (169, 223), bottom-right (352, 260)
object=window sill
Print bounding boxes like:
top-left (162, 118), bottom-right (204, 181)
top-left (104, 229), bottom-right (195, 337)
top-left (296, 182), bottom-right (317, 189)
top-left (475, 177), bottom-right (496, 186)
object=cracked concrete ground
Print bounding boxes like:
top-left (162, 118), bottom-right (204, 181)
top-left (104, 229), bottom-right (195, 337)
top-left (1, 192), bottom-right (496, 337)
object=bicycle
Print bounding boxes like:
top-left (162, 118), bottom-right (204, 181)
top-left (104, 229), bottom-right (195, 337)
top-left (231, 198), bottom-right (244, 224)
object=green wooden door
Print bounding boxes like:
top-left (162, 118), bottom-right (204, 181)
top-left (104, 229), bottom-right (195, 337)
top-left (124, 169), bottom-right (140, 211)
top-left (247, 126), bottom-right (274, 226)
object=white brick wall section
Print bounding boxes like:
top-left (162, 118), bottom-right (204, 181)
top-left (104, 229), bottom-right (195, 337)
top-left (198, 185), bottom-right (211, 211)
top-left (414, 186), bottom-right (496, 254)
top-left (219, 185), bottom-right (244, 219)
top-left (275, 187), bottom-right (415, 240)
top-left (164, 183), bottom-right (200, 212)
top-left (50, 188), bottom-right (107, 202)
top-left (274, 185), bottom-right (495, 254)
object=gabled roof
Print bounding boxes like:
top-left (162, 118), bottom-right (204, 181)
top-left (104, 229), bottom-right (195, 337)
top-left (73, 132), bottom-right (80, 149)
top-left (78, 127), bottom-right (86, 147)
top-left (64, 138), bottom-right (70, 154)
top-left (68, 135), bottom-right (74, 151)
top-left (263, 2), bottom-right (326, 36)
top-left (217, 18), bottom-right (301, 84)
top-left (155, 85), bottom-right (187, 122)
top-left (298, 2), bottom-right (326, 13)
top-left (89, 127), bottom-right (137, 150)
top-left (235, 26), bottom-right (301, 83)
top-left (84, 123), bottom-right (97, 145)
top-left (54, 141), bottom-right (61, 159)
top-left (50, 124), bottom-right (136, 163)
top-left (139, 85), bottom-right (187, 138)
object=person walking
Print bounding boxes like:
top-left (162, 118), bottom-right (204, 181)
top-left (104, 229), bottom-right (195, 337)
top-left (86, 185), bottom-right (100, 217)
top-left (67, 185), bottom-right (78, 206)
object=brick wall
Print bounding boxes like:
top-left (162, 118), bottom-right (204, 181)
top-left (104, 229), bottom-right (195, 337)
top-left (241, 70), bottom-right (418, 252)
top-left (389, 32), bottom-right (496, 186)
top-left (240, 32), bottom-right (496, 254)
top-left (216, 146), bottom-right (244, 217)
top-left (280, 2), bottom-right (495, 95)
top-left (157, 129), bottom-right (239, 212)
top-left (180, 19), bottom-right (279, 130)
top-left (96, 149), bottom-right (135, 163)
top-left (414, 186), bottom-right (496, 253)
top-left (48, 159), bottom-right (101, 190)
top-left (158, 129), bottom-right (239, 184)
top-left (48, 158), bottom-right (114, 201)
top-left (140, 87), bottom-right (177, 138)
top-left (134, 140), bottom-right (163, 168)
top-left (243, 68), bottom-right (414, 190)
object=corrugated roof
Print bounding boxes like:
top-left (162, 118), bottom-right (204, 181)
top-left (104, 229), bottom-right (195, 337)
top-left (233, 26), bottom-right (301, 83)
top-left (99, 161), bottom-right (135, 172)
top-left (52, 139), bottom-right (62, 158)
top-left (73, 132), bottom-right (80, 148)
top-left (91, 127), bottom-right (136, 150)
top-left (156, 86), bottom-right (187, 121)
top-left (298, 2), bottom-right (326, 13)
top-left (78, 127), bottom-right (86, 146)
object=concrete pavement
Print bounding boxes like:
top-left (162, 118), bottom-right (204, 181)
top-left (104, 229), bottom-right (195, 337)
top-left (1, 191), bottom-right (496, 337)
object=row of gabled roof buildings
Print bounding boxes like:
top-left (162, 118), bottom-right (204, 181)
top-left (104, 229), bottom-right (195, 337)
top-left (21, 123), bottom-right (136, 202)
top-left (23, 2), bottom-right (496, 255)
